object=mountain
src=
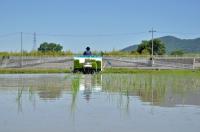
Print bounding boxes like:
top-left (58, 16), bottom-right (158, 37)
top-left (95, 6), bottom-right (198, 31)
top-left (121, 45), bottom-right (138, 52)
top-left (121, 36), bottom-right (200, 53)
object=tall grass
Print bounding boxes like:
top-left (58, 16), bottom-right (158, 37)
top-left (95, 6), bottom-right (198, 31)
top-left (102, 68), bottom-right (200, 74)
top-left (0, 50), bottom-right (73, 57)
top-left (0, 68), bottom-right (70, 74)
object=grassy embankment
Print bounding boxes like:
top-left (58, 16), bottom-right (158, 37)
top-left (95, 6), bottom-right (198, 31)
top-left (0, 68), bottom-right (71, 74)
top-left (0, 68), bottom-right (199, 74)
top-left (102, 68), bottom-right (200, 74)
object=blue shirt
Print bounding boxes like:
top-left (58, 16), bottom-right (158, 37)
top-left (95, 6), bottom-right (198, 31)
top-left (83, 50), bottom-right (92, 56)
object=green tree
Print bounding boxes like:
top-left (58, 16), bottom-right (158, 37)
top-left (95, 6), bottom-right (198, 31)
top-left (137, 40), bottom-right (149, 54)
top-left (38, 42), bottom-right (63, 52)
top-left (141, 49), bottom-right (150, 55)
top-left (137, 39), bottom-right (166, 55)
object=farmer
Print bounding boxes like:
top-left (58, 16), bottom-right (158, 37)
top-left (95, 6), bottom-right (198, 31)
top-left (83, 46), bottom-right (92, 56)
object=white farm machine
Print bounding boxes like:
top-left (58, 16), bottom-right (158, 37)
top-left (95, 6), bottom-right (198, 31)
top-left (73, 56), bottom-right (102, 74)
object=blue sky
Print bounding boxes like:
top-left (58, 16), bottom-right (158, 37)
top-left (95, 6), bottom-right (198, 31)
top-left (0, 0), bottom-right (200, 52)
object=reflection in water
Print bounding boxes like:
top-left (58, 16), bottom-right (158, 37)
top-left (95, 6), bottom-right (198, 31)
top-left (16, 78), bottom-right (23, 112)
top-left (70, 73), bottom-right (200, 115)
top-left (101, 74), bottom-right (200, 107)
top-left (81, 75), bottom-right (92, 101)
top-left (70, 74), bottom-right (103, 115)
top-left (1, 74), bottom-right (200, 132)
top-left (80, 74), bottom-right (102, 101)
top-left (0, 73), bottom-right (200, 112)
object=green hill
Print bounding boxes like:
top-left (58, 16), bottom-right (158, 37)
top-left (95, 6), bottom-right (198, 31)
top-left (121, 36), bottom-right (200, 53)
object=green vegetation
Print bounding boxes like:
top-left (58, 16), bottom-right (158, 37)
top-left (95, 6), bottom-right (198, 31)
top-left (38, 42), bottom-right (63, 52)
top-left (161, 36), bottom-right (200, 53)
top-left (73, 59), bottom-right (101, 71)
top-left (137, 39), bottom-right (166, 55)
top-left (74, 60), bottom-right (81, 69)
top-left (0, 42), bottom-right (73, 57)
top-left (71, 76), bottom-right (80, 112)
top-left (103, 39), bottom-right (166, 56)
top-left (1, 67), bottom-right (200, 74)
top-left (102, 49), bottom-right (140, 57)
top-left (0, 68), bottom-right (70, 74)
top-left (0, 50), bottom-right (73, 57)
top-left (101, 73), bottom-right (200, 106)
top-left (91, 62), bottom-right (97, 69)
top-left (121, 36), bottom-right (200, 53)
top-left (102, 68), bottom-right (200, 74)
top-left (103, 50), bottom-right (133, 56)
top-left (96, 61), bottom-right (101, 69)
top-left (170, 50), bottom-right (185, 56)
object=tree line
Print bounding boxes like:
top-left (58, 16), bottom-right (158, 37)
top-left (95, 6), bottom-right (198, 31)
top-left (0, 40), bottom-right (186, 57)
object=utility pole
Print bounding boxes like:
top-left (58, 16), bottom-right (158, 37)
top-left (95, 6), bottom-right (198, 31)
top-left (149, 28), bottom-right (156, 58)
top-left (20, 32), bottom-right (23, 68)
top-left (33, 32), bottom-right (37, 51)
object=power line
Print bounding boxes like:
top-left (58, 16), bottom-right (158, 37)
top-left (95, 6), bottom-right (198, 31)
top-left (0, 32), bottom-right (19, 38)
top-left (0, 31), bottom-right (200, 39)
top-left (23, 32), bottom-right (147, 37)
top-left (157, 31), bottom-right (200, 35)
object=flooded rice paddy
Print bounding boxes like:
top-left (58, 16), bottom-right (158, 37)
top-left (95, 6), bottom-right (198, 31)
top-left (0, 73), bottom-right (200, 132)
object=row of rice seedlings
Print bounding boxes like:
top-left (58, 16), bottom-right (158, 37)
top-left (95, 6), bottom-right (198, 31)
top-left (70, 76), bottom-right (81, 113)
top-left (100, 73), bottom-right (200, 106)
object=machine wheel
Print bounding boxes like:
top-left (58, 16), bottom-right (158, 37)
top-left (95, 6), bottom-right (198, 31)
top-left (73, 69), bottom-right (80, 73)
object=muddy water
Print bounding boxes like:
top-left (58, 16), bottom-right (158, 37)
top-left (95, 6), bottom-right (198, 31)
top-left (0, 73), bottom-right (200, 132)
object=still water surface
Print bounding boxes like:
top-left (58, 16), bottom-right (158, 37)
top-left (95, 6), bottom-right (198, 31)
top-left (0, 73), bottom-right (200, 132)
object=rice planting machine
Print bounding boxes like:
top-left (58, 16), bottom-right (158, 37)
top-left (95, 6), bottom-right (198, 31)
top-left (73, 56), bottom-right (103, 74)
